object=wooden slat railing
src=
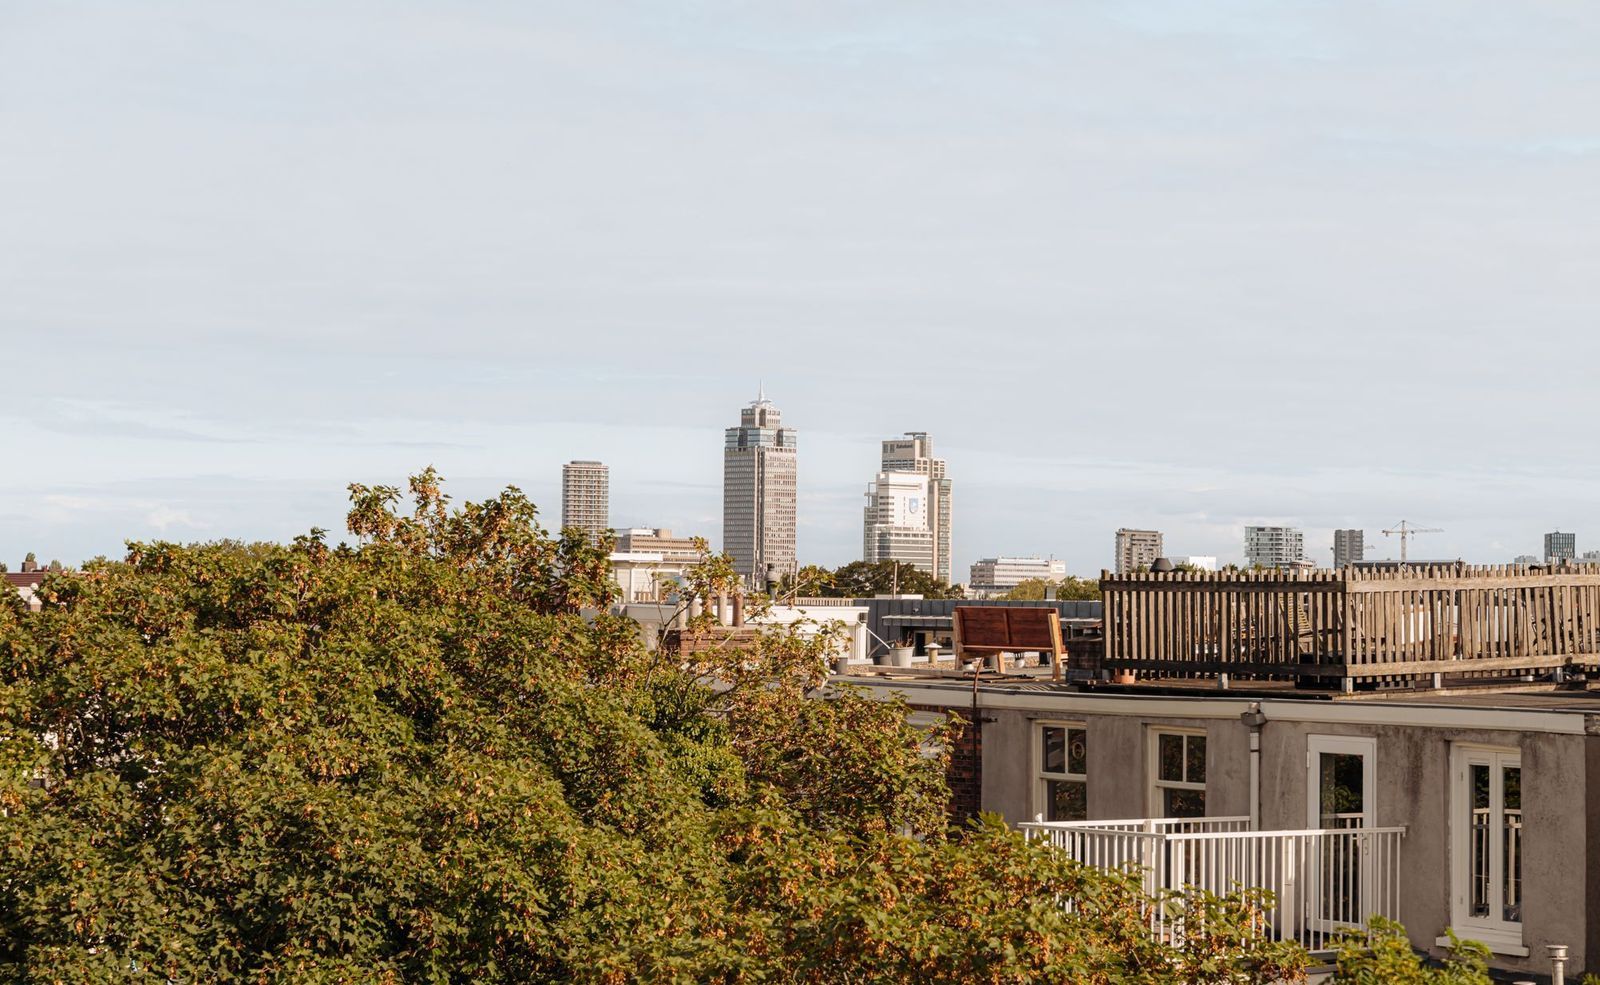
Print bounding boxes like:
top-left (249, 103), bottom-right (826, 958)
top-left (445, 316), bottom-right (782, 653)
top-left (1100, 564), bottom-right (1600, 683)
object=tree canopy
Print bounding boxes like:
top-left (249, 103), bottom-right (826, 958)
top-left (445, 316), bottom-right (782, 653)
top-left (998, 576), bottom-right (1101, 601)
top-left (783, 559), bottom-right (963, 600)
top-left (0, 471), bottom-right (1316, 982)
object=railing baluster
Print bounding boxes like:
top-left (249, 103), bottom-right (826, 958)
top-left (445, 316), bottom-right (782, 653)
top-left (1019, 819), bottom-right (1405, 956)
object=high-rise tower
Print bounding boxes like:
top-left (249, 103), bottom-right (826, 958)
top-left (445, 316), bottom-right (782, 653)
top-left (862, 471), bottom-right (935, 574)
top-left (1245, 526), bottom-right (1305, 568)
top-left (723, 392), bottom-right (798, 587)
top-left (561, 461), bottom-right (610, 546)
top-left (1115, 528), bottom-right (1163, 575)
top-left (1333, 529), bottom-right (1365, 569)
top-left (1546, 531), bottom-right (1577, 563)
top-left (878, 432), bottom-right (952, 585)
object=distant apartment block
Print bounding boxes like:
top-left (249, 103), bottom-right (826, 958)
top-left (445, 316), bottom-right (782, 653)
top-left (1545, 530), bottom-right (1576, 563)
top-left (968, 556), bottom-right (1067, 596)
top-left (723, 392), bottom-right (797, 587)
top-left (1244, 525), bottom-right (1305, 568)
top-left (1513, 554), bottom-right (1541, 566)
top-left (613, 528), bottom-right (705, 564)
top-left (608, 551), bottom-right (689, 603)
top-left (879, 432), bottom-right (952, 584)
top-left (561, 461), bottom-right (609, 546)
top-left (1333, 529), bottom-right (1365, 569)
top-left (1170, 555), bottom-right (1218, 572)
top-left (1114, 528), bottom-right (1163, 575)
top-left (862, 471), bottom-right (935, 574)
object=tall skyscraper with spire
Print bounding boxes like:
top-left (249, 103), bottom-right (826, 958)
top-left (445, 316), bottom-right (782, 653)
top-left (722, 389), bottom-right (797, 587)
top-left (874, 432), bottom-right (952, 584)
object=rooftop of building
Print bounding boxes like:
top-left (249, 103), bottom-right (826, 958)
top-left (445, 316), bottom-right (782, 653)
top-left (838, 663), bottom-right (1600, 716)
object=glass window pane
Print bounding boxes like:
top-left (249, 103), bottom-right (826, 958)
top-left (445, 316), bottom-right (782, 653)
top-left (1047, 779), bottom-right (1087, 822)
top-left (1067, 728), bottom-right (1087, 777)
top-left (1164, 787), bottom-right (1206, 819)
top-left (1158, 733), bottom-right (1183, 782)
top-left (1470, 762), bottom-right (1490, 918)
top-left (1503, 766), bottom-right (1522, 923)
top-left (1319, 753), bottom-right (1365, 827)
top-left (1042, 727), bottom-right (1065, 774)
top-left (1185, 735), bottom-right (1206, 784)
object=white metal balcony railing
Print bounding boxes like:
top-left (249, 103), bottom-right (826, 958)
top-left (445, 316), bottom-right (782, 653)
top-left (1020, 816), bottom-right (1406, 953)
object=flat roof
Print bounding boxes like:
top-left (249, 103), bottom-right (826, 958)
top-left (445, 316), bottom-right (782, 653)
top-left (838, 666), bottom-right (1600, 717)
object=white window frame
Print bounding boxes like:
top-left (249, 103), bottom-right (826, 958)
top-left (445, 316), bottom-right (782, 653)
top-left (1306, 734), bottom-right (1376, 829)
top-left (1032, 720), bottom-right (1088, 822)
top-left (1447, 743), bottom-right (1526, 955)
top-left (1147, 727), bottom-right (1207, 818)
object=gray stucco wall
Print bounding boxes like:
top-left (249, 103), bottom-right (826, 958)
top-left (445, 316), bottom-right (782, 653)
top-left (984, 709), bottom-right (1253, 824)
top-left (1086, 714), bottom-right (1148, 818)
top-left (979, 709), bottom-right (1033, 822)
top-left (977, 701), bottom-right (1593, 976)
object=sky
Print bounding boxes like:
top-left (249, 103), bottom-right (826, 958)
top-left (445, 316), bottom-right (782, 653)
top-left (3, 1), bottom-right (1599, 575)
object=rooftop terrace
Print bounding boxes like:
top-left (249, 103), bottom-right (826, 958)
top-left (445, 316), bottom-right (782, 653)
top-left (1100, 564), bottom-right (1600, 690)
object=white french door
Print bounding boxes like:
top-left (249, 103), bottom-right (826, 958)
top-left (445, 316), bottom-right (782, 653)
top-left (1306, 735), bottom-right (1376, 931)
top-left (1449, 745), bottom-right (1523, 951)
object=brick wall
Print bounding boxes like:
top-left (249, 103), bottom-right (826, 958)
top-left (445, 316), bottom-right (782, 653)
top-left (916, 704), bottom-right (982, 825)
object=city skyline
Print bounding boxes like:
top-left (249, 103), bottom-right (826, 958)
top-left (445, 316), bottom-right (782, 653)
top-left (4, 391), bottom-right (1597, 576)
top-left (6, 4), bottom-right (1600, 574)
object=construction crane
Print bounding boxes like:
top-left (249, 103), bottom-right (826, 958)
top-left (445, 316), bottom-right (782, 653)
top-left (1382, 520), bottom-right (1443, 563)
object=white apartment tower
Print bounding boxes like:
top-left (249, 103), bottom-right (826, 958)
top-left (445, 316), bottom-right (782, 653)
top-left (1333, 529), bottom-right (1365, 569)
top-left (862, 471), bottom-right (936, 574)
top-left (1114, 528), bottom-right (1163, 575)
top-left (878, 432), bottom-right (952, 584)
top-left (561, 460), bottom-right (610, 546)
top-left (723, 392), bottom-right (798, 587)
top-left (1245, 525), bottom-right (1306, 568)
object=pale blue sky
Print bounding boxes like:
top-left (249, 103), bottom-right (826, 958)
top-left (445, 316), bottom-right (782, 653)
top-left (3, 2), bottom-right (1599, 573)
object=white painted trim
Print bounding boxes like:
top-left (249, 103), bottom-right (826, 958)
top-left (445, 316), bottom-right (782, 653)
top-left (1447, 743), bottom-right (1524, 951)
top-left (1147, 726), bottom-right (1207, 817)
top-left (854, 680), bottom-right (1589, 735)
top-left (1306, 734), bottom-right (1377, 829)
top-left (1032, 720), bottom-right (1087, 822)
top-left (1435, 934), bottom-right (1527, 958)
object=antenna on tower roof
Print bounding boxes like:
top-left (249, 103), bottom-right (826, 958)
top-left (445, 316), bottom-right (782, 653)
top-left (757, 380), bottom-right (765, 402)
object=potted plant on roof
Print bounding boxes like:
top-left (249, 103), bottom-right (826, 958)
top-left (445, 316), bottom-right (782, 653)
top-left (887, 637), bottom-right (916, 668)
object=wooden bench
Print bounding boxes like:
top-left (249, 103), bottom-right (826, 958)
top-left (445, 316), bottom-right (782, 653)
top-left (952, 606), bottom-right (1066, 681)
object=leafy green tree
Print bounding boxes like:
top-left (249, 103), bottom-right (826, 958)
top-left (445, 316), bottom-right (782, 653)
top-left (774, 563), bottom-right (836, 599)
top-left (999, 575), bottom-right (1100, 601)
top-left (1, 469), bottom-right (1309, 983)
top-left (800, 559), bottom-right (963, 599)
top-left (1327, 919), bottom-right (1490, 984)
top-left (717, 813), bottom-right (1306, 985)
